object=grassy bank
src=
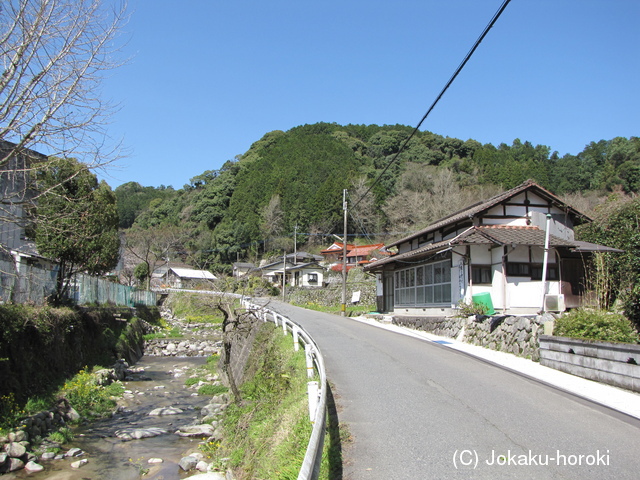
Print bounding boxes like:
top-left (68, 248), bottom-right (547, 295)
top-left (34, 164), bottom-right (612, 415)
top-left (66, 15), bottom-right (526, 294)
top-left (0, 304), bottom-right (159, 431)
top-left (206, 323), bottom-right (311, 479)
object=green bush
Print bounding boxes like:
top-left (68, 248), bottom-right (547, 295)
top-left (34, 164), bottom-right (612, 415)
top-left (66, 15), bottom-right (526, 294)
top-left (198, 385), bottom-right (228, 396)
top-left (456, 299), bottom-right (488, 318)
top-left (554, 309), bottom-right (640, 344)
top-left (61, 368), bottom-right (123, 421)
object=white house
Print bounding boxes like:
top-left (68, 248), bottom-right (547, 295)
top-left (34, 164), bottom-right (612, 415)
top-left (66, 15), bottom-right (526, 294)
top-left (260, 258), bottom-right (324, 288)
top-left (364, 180), bottom-right (619, 316)
top-left (163, 267), bottom-right (217, 289)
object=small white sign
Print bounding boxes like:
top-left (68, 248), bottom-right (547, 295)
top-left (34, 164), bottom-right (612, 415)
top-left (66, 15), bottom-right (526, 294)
top-left (351, 291), bottom-right (361, 304)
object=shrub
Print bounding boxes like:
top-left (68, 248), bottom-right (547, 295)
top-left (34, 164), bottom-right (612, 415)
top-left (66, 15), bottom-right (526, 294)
top-left (198, 384), bottom-right (228, 396)
top-left (553, 309), bottom-right (640, 344)
top-left (61, 368), bottom-right (123, 420)
top-left (456, 299), bottom-right (488, 318)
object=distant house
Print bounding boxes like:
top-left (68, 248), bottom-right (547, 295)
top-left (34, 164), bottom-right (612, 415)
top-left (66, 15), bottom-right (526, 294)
top-left (346, 243), bottom-right (389, 267)
top-left (320, 242), bottom-right (354, 263)
top-left (163, 267), bottom-right (217, 289)
top-left (260, 257), bottom-right (324, 288)
top-left (323, 242), bottom-right (390, 272)
top-left (287, 251), bottom-right (324, 264)
top-left (364, 180), bottom-right (620, 316)
top-left (288, 262), bottom-right (324, 287)
top-left (0, 142), bottom-right (59, 302)
top-left (233, 262), bottom-right (256, 278)
top-left (0, 141), bottom-right (46, 254)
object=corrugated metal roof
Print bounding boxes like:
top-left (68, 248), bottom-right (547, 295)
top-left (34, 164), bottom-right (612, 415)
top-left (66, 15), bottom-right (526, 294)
top-left (168, 267), bottom-right (216, 280)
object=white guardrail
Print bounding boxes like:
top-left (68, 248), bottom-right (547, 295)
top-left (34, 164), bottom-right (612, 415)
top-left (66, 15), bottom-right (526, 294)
top-left (242, 299), bottom-right (327, 480)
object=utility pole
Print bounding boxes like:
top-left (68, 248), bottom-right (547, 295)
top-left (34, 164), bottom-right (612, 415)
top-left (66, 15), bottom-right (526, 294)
top-left (294, 225), bottom-right (298, 265)
top-left (341, 189), bottom-right (348, 317)
top-left (282, 251), bottom-right (287, 302)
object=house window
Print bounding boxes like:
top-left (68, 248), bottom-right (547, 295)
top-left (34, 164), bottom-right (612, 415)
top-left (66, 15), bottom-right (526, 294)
top-left (472, 265), bottom-right (492, 285)
top-left (506, 262), bottom-right (530, 277)
top-left (308, 273), bottom-right (318, 284)
top-left (395, 259), bottom-right (451, 306)
top-left (506, 262), bottom-right (559, 280)
top-left (531, 264), bottom-right (558, 281)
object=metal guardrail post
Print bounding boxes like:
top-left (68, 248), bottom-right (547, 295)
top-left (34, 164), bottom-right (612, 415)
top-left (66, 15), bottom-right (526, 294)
top-left (293, 326), bottom-right (300, 352)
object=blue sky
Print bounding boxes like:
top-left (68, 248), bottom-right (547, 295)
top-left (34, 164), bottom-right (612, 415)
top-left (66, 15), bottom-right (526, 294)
top-left (99, 0), bottom-right (640, 189)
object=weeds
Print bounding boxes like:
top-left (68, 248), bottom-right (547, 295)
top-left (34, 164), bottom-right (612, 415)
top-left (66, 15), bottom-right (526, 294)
top-left (143, 326), bottom-right (183, 340)
top-left (456, 299), bottom-right (489, 318)
top-left (128, 457), bottom-right (149, 476)
top-left (60, 367), bottom-right (124, 421)
top-left (206, 324), bottom-right (311, 479)
top-left (47, 427), bottom-right (74, 444)
top-left (0, 393), bottom-right (24, 432)
top-left (198, 385), bottom-right (228, 396)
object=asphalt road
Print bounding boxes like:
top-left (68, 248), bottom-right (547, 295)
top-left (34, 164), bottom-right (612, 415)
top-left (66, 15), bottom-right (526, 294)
top-left (265, 301), bottom-right (640, 480)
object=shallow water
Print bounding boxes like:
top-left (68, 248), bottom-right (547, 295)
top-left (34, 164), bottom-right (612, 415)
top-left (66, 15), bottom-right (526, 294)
top-left (7, 355), bottom-right (211, 480)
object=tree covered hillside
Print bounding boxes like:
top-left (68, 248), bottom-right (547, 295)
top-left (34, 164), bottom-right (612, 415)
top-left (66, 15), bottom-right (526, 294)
top-left (115, 122), bottom-right (640, 272)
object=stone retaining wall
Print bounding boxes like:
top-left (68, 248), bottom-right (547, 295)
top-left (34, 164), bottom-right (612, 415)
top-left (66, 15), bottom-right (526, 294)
top-left (392, 313), bottom-right (556, 362)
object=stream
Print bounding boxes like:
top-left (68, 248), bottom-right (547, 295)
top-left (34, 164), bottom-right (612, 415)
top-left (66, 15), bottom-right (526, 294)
top-left (5, 317), bottom-right (225, 480)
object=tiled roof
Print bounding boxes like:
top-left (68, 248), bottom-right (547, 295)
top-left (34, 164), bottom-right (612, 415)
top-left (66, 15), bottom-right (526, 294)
top-left (458, 225), bottom-right (576, 247)
top-left (320, 243), bottom-right (355, 254)
top-left (365, 226), bottom-right (577, 270)
top-left (386, 180), bottom-right (590, 248)
top-left (346, 243), bottom-right (386, 257)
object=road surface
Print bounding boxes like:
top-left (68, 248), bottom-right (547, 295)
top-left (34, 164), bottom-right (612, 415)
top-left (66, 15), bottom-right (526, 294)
top-left (265, 301), bottom-right (640, 480)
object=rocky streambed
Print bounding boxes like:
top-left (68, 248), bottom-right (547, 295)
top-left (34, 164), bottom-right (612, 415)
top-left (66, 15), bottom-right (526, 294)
top-left (2, 308), bottom-right (233, 480)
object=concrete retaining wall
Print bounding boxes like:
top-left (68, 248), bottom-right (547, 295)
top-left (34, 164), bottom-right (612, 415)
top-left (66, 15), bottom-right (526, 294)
top-left (539, 335), bottom-right (640, 393)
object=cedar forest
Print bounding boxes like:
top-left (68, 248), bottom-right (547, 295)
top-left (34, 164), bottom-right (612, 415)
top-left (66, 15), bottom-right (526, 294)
top-left (115, 123), bottom-right (640, 274)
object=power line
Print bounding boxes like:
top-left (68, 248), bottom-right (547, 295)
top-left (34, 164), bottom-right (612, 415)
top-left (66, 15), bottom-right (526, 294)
top-left (351, 0), bottom-right (512, 211)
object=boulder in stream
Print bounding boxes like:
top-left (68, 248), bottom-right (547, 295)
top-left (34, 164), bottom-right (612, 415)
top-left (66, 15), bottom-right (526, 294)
top-left (115, 427), bottom-right (168, 441)
top-left (174, 424), bottom-right (215, 438)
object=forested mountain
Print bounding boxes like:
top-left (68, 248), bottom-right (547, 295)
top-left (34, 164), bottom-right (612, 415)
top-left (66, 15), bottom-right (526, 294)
top-left (115, 123), bottom-right (640, 272)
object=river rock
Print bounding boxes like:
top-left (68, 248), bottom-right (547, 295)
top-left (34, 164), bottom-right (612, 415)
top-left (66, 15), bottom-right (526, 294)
top-left (71, 458), bottom-right (88, 469)
top-left (196, 460), bottom-right (209, 471)
top-left (148, 458), bottom-right (163, 464)
top-left (8, 430), bottom-right (28, 443)
top-left (4, 442), bottom-right (26, 458)
top-left (184, 473), bottom-right (227, 480)
top-left (93, 368), bottom-right (116, 386)
top-left (66, 447), bottom-right (83, 457)
top-left (2, 457), bottom-right (24, 472)
top-left (24, 460), bottom-right (44, 472)
top-left (39, 451), bottom-right (56, 461)
top-left (174, 424), bottom-right (215, 437)
top-left (149, 406), bottom-right (183, 416)
top-left (179, 455), bottom-right (198, 471)
top-left (66, 407), bottom-right (81, 422)
top-left (115, 427), bottom-right (168, 440)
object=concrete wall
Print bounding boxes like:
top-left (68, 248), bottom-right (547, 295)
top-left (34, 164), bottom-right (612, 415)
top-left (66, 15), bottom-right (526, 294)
top-left (539, 335), bottom-right (640, 393)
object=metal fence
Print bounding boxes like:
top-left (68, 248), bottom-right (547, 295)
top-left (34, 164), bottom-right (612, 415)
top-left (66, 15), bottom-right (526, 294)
top-left (0, 260), bottom-right (156, 307)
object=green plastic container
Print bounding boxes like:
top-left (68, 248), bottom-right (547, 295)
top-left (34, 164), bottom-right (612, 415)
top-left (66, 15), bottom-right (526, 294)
top-left (472, 292), bottom-right (495, 315)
